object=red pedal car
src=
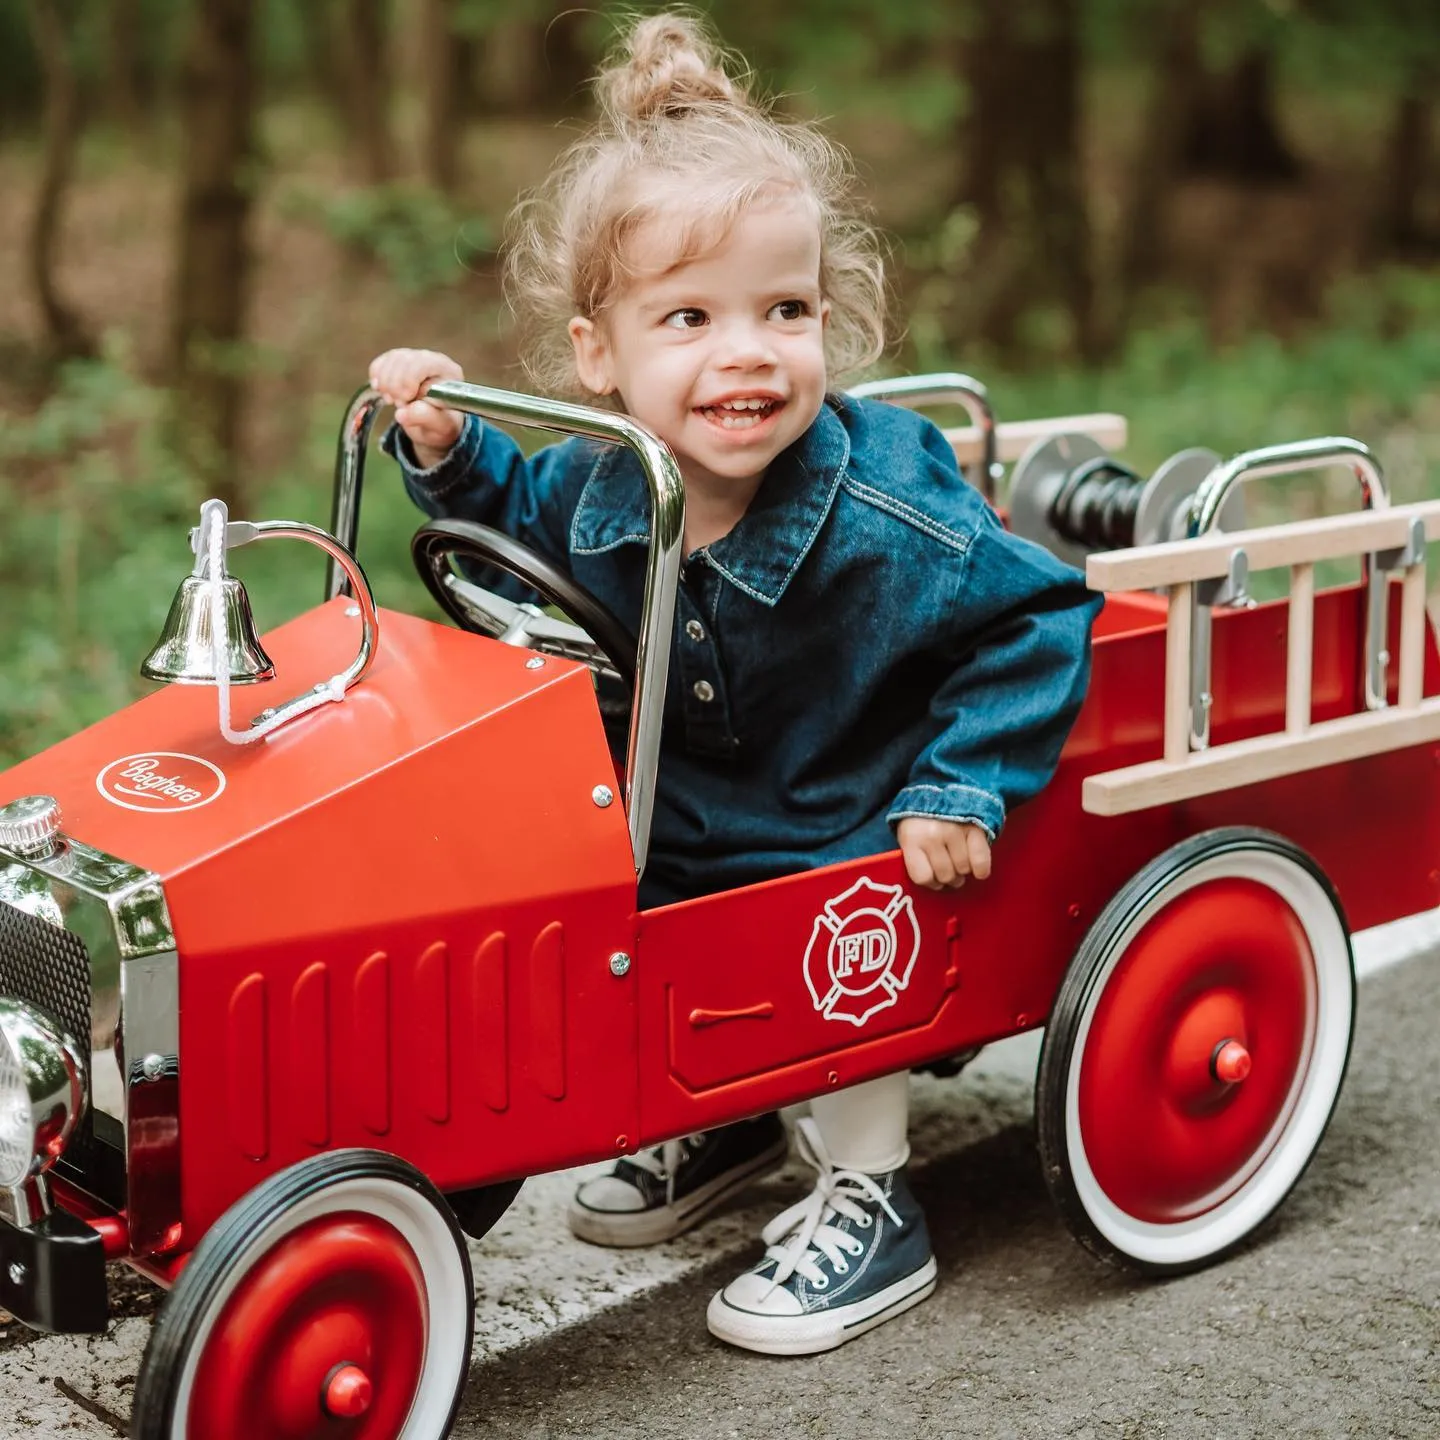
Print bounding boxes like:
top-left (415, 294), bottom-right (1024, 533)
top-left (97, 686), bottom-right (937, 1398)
top-left (1, 376), bottom-right (1437, 1438)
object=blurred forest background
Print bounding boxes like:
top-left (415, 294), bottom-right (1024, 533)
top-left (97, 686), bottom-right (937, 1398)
top-left (4, 0), bottom-right (1440, 764)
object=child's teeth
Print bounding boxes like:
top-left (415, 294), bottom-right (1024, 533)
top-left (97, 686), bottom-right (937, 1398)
top-left (704, 399), bottom-right (774, 426)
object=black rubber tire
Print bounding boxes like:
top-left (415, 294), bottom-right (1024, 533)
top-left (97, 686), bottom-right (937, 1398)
top-left (131, 1149), bottom-right (474, 1440)
top-left (412, 518), bottom-right (637, 691)
top-left (1035, 827), bottom-right (1355, 1276)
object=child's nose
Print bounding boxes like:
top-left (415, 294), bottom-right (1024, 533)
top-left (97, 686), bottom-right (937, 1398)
top-left (715, 320), bottom-right (777, 367)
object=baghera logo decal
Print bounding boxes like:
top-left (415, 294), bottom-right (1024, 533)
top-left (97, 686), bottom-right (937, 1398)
top-left (804, 877), bottom-right (920, 1027)
top-left (97, 752), bottom-right (227, 813)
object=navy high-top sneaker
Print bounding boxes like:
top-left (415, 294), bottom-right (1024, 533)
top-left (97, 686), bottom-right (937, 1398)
top-left (706, 1116), bottom-right (936, 1354)
top-left (568, 1113), bottom-right (789, 1247)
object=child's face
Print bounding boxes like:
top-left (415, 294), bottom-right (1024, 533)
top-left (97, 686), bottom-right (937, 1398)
top-left (568, 197), bottom-right (830, 496)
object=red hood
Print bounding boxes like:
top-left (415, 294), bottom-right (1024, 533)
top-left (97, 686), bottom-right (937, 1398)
top-left (0, 599), bottom-right (627, 897)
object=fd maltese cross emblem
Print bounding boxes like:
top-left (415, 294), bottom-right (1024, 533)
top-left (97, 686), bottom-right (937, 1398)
top-left (804, 877), bottom-right (920, 1027)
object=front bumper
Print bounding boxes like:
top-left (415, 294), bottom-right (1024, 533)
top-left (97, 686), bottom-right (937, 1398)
top-left (0, 1208), bottom-right (107, 1333)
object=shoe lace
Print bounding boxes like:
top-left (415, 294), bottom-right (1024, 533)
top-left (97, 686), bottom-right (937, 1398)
top-left (758, 1117), bottom-right (901, 1295)
top-left (628, 1134), bottom-right (705, 1207)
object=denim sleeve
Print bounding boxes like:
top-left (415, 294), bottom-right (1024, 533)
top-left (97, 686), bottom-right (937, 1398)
top-left (887, 510), bottom-right (1101, 840)
top-left (381, 415), bottom-right (573, 568)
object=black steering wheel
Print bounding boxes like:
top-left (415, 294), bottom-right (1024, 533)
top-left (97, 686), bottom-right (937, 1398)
top-left (411, 519), bottom-right (637, 692)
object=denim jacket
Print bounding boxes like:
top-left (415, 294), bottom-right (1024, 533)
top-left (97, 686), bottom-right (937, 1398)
top-left (386, 394), bottom-right (1100, 899)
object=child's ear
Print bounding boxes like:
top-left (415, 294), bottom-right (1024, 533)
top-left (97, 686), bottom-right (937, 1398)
top-left (569, 317), bottom-right (615, 396)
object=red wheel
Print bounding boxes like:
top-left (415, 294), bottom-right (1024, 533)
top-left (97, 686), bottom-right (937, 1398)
top-left (1037, 829), bottom-right (1354, 1274)
top-left (132, 1151), bottom-right (473, 1439)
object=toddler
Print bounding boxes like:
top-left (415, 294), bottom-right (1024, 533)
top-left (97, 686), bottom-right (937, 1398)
top-left (371, 9), bottom-right (1099, 1356)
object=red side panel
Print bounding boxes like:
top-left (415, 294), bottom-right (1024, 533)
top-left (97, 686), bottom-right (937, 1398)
top-left (635, 583), bottom-right (1440, 1145)
top-left (635, 835), bottom-right (1074, 1144)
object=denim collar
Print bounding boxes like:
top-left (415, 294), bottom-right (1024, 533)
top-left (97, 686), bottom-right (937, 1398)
top-left (569, 397), bottom-right (852, 607)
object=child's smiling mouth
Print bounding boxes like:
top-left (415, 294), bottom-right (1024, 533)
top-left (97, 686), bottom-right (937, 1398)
top-left (696, 398), bottom-right (783, 431)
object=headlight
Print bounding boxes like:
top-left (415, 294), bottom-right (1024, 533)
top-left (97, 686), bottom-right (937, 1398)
top-left (0, 999), bottom-right (86, 1190)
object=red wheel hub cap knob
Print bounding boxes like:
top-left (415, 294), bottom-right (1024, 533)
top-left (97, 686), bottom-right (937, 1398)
top-left (324, 1364), bottom-right (373, 1418)
top-left (1212, 1038), bottom-right (1252, 1084)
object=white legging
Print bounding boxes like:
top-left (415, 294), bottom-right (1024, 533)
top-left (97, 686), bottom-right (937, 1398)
top-left (808, 1070), bottom-right (910, 1174)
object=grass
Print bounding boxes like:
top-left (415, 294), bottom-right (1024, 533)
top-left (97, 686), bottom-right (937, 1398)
top-left (3, 269), bottom-right (1440, 768)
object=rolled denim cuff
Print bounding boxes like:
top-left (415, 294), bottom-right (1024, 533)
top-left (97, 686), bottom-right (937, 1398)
top-left (887, 783), bottom-right (1004, 842)
top-left (380, 413), bottom-right (483, 499)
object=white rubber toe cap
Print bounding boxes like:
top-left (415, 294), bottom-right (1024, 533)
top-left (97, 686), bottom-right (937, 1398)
top-left (714, 1269), bottom-right (804, 1317)
top-left (573, 1175), bottom-right (647, 1214)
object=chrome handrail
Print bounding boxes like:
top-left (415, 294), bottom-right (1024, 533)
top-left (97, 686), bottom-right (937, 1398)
top-left (1184, 436), bottom-right (1391, 749)
top-left (325, 382), bottom-right (686, 878)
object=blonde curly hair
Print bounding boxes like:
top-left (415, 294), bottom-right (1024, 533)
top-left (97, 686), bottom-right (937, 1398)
top-left (503, 9), bottom-right (889, 399)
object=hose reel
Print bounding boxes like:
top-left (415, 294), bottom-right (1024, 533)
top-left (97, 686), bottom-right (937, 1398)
top-left (1008, 435), bottom-right (1245, 569)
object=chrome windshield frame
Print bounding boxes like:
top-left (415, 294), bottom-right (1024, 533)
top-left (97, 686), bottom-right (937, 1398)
top-left (325, 382), bottom-right (685, 878)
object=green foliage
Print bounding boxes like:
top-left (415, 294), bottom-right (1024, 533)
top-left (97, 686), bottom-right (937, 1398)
top-left (704, 0), bottom-right (964, 133)
top-left (7, 270), bottom-right (1440, 765)
top-left (9, 0), bottom-right (1440, 766)
top-left (0, 352), bottom-right (191, 760)
top-left (903, 267), bottom-right (1440, 598)
top-left (0, 0), bottom-right (187, 132)
top-left (952, 268), bottom-right (1440, 488)
top-left (0, 354), bottom-right (439, 768)
top-left (259, 0), bottom-right (319, 90)
top-left (280, 180), bottom-right (497, 296)
top-left (454, 0), bottom-right (560, 37)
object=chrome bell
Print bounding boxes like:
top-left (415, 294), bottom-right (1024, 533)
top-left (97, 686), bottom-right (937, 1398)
top-left (141, 570), bottom-right (276, 685)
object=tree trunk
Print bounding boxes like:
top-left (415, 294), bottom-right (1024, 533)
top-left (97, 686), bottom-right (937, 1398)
top-left (108, 0), bottom-right (146, 133)
top-left (953, 0), bottom-right (1097, 360)
top-left (338, 0), bottom-right (394, 183)
top-left (420, 0), bottom-right (459, 192)
top-left (957, 0), bottom-right (1009, 217)
top-left (26, 0), bottom-right (92, 361)
top-left (171, 0), bottom-right (257, 512)
top-left (475, 19), bottom-right (542, 116)
top-left (540, 6), bottom-right (593, 115)
top-left (1182, 47), bottom-right (1303, 183)
top-left (1023, 0), bottom-right (1098, 360)
top-left (955, 1), bottom-right (1023, 353)
top-left (1119, 4), bottom-right (1201, 294)
top-left (1380, 91), bottom-right (1433, 254)
top-left (298, 0), bottom-right (345, 123)
top-left (474, 9), bottom-right (591, 119)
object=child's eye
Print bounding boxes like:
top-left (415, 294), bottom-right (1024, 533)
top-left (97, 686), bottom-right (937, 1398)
top-left (662, 308), bottom-right (708, 330)
top-left (769, 299), bottom-right (811, 321)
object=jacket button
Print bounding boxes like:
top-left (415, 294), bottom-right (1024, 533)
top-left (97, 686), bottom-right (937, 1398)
top-left (685, 620), bottom-right (706, 642)
top-left (692, 680), bottom-right (715, 702)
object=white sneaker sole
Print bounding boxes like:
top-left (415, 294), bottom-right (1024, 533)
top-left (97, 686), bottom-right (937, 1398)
top-left (567, 1137), bottom-right (789, 1248)
top-left (705, 1256), bottom-right (939, 1355)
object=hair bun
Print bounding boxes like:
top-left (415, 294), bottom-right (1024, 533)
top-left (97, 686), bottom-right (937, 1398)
top-left (597, 12), bottom-right (747, 124)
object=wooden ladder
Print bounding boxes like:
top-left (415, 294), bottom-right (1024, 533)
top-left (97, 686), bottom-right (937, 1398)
top-left (1082, 499), bottom-right (1440, 816)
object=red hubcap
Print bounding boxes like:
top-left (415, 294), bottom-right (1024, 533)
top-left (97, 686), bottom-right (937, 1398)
top-left (188, 1214), bottom-right (427, 1439)
top-left (1078, 878), bottom-right (1315, 1222)
top-left (1212, 1039), bottom-right (1252, 1084)
top-left (325, 1363), bottom-right (375, 1418)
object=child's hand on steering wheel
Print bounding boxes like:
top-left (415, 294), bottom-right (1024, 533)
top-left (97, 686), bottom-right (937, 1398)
top-left (897, 817), bottom-right (992, 891)
top-left (370, 348), bottom-right (466, 468)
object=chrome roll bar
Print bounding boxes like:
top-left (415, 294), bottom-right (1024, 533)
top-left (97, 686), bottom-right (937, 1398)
top-left (325, 382), bottom-right (686, 878)
top-left (848, 373), bottom-right (1000, 501)
top-left (1184, 436), bottom-right (1391, 750)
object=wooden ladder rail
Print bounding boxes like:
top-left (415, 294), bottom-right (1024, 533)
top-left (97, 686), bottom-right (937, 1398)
top-left (1082, 500), bottom-right (1440, 816)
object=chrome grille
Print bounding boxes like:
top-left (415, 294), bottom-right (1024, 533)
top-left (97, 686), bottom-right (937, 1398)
top-left (0, 899), bottom-right (97, 1169)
